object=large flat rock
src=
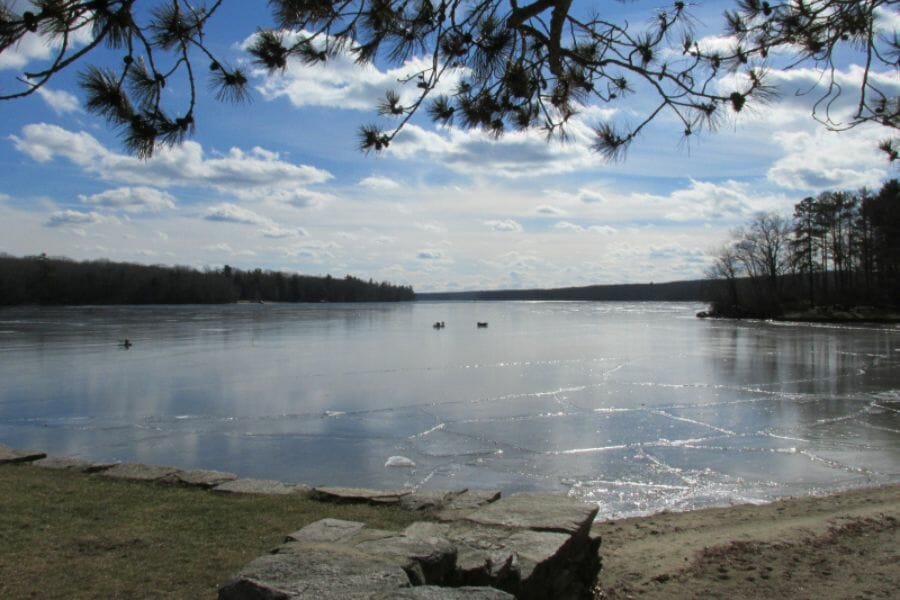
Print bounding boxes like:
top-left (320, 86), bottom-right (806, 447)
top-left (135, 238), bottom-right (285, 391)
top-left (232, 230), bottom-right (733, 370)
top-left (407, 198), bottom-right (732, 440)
top-left (99, 462), bottom-right (179, 481)
top-left (449, 523), bottom-right (573, 591)
top-left (399, 490), bottom-right (456, 512)
top-left (219, 542), bottom-right (412, 599)
top-left (463, 492), bottom-right (598, 536)
top-left (0, 444), bottom-right (46, 465)
top-left (32, 456), bottom-right (115, 473)
top-left (222, 518), bottom-right (458, 598)
top-left (221, 493), bottom-right (602, 600)
top-left (33, 456), bottom-right (118, 473)
top-left (399, 489), bottom-right (500, 513)
top-left (351, 528), bottom-right (457, 585)
top-left (310, 486), bottom-right (412, 504)
top-left (160, 468), bottom-right (238, 488)
top-left (403, 518), bottom-right (598, 599)
top-left (370, 586), bottom-right (514, 599)
top-left (285, 519), bottom-right (366, 544)
top-left (212, 478), bottom-right (301, 495)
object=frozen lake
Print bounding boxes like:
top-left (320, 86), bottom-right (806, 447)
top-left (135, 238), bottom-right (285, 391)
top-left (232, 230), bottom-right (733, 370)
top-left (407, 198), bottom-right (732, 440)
top-left (1, 301), bottom-right (898, 518)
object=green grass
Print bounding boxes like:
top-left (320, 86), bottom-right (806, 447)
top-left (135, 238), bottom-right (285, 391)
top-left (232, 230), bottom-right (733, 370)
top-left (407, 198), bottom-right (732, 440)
top-left (0, 464), bottom-right (419, 599)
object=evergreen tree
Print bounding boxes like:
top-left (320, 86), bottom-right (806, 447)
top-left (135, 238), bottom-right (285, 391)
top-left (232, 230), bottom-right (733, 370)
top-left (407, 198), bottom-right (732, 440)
top-left (0, 0), bottom-right (896, 158)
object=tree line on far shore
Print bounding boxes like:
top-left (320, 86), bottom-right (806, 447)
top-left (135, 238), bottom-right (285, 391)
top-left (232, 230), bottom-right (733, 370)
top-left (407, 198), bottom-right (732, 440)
top-left (706, 179), bottom-right (899, 318)
top-left (0, 255), bottom-right (415, 305)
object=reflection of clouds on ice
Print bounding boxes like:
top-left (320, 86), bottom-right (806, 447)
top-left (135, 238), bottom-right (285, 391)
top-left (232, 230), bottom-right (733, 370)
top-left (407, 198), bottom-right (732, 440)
top-left (1, 302), bottom-right (898, 518)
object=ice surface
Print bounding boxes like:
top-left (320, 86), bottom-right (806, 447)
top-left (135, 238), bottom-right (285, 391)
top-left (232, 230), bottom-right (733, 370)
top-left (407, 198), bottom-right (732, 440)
top-left (1, 302), bottom-right (898, 518)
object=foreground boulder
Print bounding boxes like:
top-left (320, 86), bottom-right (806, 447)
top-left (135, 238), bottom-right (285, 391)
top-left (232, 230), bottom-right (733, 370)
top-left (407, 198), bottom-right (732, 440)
top-left (219, 492), bottom-right (600, 600)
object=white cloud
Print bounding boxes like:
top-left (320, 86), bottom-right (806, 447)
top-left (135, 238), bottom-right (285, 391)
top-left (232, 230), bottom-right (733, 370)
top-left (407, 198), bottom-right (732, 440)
top-left (248, 31), bottom-right (464, 112)
top-left (766, 128), bottom-right (889, 191)
top-left (207, 243), bottom-right (257, 257)
top-left (202, 204), bottom-right (306, 239)
top-left (0, 33), bottom-right (56, 71)
top-left (36, 87), bottom-right (80, 114)
top-left (204, 203), bottom-right (271, 225)
top-left (417, 249), bottom-right (445, 260)
top-left (578, 189), bottom-right (606, 204)
top-left (387, 123), bottom-right (598, 179)
top-left (648, 244), bottom-right (708, 264)
top-left (11, 123), bottom-right (105, 163)
top-left (874, 6), bottom-right (900, 32)
top-left (80, 187), bottom-right (176, 213)
top-left (693, 35), bottom-right (740, 56)
top-left (0, 1), bottom-right (94, 67)
top-left (480, 250), bottom-right (553, 273)
top-left (535, 204), bottom-right (566, 216)
top-left (553, 221), bottom-right (584, 232)
top-left (10, 123), bottom-right (333, 198)
top-left (250, 187), bottom-right (336, 208)
top-left (714, 65), bottom-right (900, 134)
top-left (415, 221), bottom-right (446, 233)
top-left (358, 175), bottom-right (400, 190)
top-left (262, 225), bottom-right (308, 239)
top-left (588, 225), bottom-right (618, 235)
top-left (45, 209), bottom-right (116, 228)
top-left (484, 219), bottom-right (523, 232)
top-left (625, 179), bottom-right (783, 222)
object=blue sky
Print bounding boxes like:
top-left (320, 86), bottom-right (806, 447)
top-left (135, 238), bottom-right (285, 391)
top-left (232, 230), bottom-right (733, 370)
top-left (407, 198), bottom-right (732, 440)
top-left (0, 1), bottom-right (897, 292)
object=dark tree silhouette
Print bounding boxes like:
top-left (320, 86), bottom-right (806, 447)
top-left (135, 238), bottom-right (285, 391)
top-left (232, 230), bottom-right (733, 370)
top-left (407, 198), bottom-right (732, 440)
top-left (0, 254), bottom-right (415, 305)
top-left (706, 179), bottom-right (900, 317)
top-left (791, 196), bottom-right (822, 304)
top-left (1, 0), bottom-right (896, 158)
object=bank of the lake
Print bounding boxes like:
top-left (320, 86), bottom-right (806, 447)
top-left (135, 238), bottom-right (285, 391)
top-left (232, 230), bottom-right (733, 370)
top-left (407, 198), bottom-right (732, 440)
top-left (0, 462), bottom-right (419, 599)
top-left (593, 483), bottom-right (900, 599)
top-left (1, 461), bottom-right (897, 599)
top-left (699, 303), bottom-right (900, 323)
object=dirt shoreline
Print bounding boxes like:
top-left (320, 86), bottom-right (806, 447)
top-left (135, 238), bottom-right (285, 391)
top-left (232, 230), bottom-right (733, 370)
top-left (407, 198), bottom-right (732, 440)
top-left (592, 484), bottom-right (900, 599)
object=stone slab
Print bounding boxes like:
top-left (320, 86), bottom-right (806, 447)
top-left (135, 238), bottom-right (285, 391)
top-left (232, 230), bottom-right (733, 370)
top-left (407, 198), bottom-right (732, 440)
top-left (449, 523), bottom-right (572, 586)
top-left (352, 528), bottom-right (457, 585)
top-left (434, 489), bottom-right (502, 521)
top-left (31, 456), bottom-right (115, 473)
top-left (282, 520), bottom-right (457, 587)
top-left (285, 519), bottom-right (366, 544)
top-left (160, 468), bottom-right (238, 488)
top-left (0, 444), bottom-right (46, 465)
top-left (463, 492), bottom-right (598, 536)
top-left (370, 586), bottom-right (514, 599)
top-left (222, 500), bottom-right (601, 599)
top-left (212, 478), bottom-right (300, 495)
top-left (399, 490), bottom-right (455, 512)
top-left (99, 462), bottom-right (180, 481)
top-left (310, 486), bottom-right (412, 504)
top-left (402, 488), bottom-right (502, 514)
top-left (219, 542), bottom-right (411, 599)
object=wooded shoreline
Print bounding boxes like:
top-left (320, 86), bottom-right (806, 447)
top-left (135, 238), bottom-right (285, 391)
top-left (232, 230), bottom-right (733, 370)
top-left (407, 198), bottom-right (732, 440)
top-left (0, 253), bottom-right (414, 305)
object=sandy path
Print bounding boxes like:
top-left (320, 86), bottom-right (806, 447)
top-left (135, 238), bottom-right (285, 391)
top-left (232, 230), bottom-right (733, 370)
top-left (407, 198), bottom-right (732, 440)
top-left (592, 485), bottom-right (900, 599)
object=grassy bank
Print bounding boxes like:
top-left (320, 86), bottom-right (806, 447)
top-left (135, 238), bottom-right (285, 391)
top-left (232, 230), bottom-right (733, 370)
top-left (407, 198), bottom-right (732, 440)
top-left (0, 463), bottom-right (418, 599)
top-left (4, 462), bottom-right (898, 599)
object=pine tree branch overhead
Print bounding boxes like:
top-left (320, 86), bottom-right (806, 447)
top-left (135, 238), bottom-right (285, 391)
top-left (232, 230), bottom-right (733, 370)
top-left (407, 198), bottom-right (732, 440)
top-left (1, 0), bottom-right (896, 159)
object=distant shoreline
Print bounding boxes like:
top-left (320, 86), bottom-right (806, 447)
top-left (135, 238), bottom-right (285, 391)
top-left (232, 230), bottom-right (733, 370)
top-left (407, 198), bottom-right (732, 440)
top-left (417, 279), bottom-right (712, 302)
top-left (698, 305), bottom-right (900, 324)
